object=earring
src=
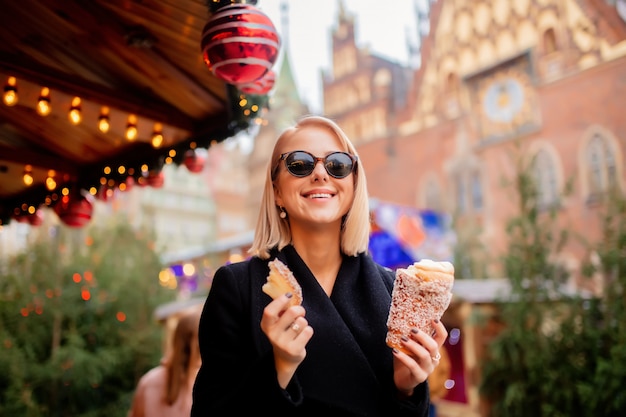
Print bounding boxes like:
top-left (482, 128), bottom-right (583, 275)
top-left (279, 207), bottom-right (287, 219)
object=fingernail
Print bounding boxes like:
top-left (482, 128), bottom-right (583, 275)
top-left (285, 292), bottom-right (293, 298)
top-left (411, 328), bottom-right (419, 334)
top-left (401, 336), bottom-right (409, 342)
top-left (434, 319), bottom-right (439, 324)
top-left (392, 348), bottom-right (400, 354)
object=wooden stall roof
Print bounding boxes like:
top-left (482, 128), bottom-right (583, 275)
top-left (0, 0), bottom-right (263, 222)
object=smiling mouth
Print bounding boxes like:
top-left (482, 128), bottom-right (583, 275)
top-left (306, 193), bottom-right (333, 199)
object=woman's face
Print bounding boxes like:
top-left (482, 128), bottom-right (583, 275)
top-left (274, 125), bottom-right (355, 231)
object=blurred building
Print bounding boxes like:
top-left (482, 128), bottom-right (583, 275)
top-left (326, 1), bottom-right (626, 284)
top-left (323, 1), bottom-right (626, 416)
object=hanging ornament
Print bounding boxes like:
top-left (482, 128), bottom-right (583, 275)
top-left (238, 70), bottom-right (275, 95)
top-left (183, 150), bottom-right (205, 173)
top-left (201, 4), bottom-right (280, 85)
top-left (207, 0), bottom-right (258, 14)
top-left (54, 192), bottom-right (93, 228)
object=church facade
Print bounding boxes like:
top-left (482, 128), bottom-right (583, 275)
top-left (322, 1), bottom-right (626, 415)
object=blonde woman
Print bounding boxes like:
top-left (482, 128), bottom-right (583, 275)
top-left (129, 309), bottom-right (201, 417)
top-left (192, 116), bottom-right (447, 416)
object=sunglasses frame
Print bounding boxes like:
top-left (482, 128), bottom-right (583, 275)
top-left (278, 150), bottom-right (358, 179)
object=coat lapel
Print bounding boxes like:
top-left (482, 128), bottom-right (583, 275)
top-left (280, 246), bottom-right (394, 415)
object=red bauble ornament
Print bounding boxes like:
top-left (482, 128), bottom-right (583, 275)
top-left (201, 4), bottom-right (280, 85)
top-left (54, 193), bottom-right (93, 228)
top-left (145, 171), bottom-right (165, 188)
top-left (183, 150), bottom-right (205, 173)
top-left (239, 70), bottom-right (275, 95)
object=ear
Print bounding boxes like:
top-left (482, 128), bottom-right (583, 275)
top-left (273, 184), bottom-right (284, 207)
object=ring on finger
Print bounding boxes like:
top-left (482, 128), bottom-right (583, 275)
top-left (291, 322), bottom-right (301, 332)
top-left (431, 351), bottom-right (441, 363)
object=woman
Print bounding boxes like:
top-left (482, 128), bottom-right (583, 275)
top-left (191, 116), bottom-right (447, 416)
top-left (129, 309), bottom-right (201, 417)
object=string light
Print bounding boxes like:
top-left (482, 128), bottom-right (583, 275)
top-left (68, 97), bottom-right (82, 125)
top-left (37, 87), bottom-right (51, 116)
top-left (3, 76), bottom-right (18, 106)
top-left (125, 114), bottom-right (138, 141)
top-left (45, 170), bottom-right (57, 191)
top-left (151, 123), bottom-right (163, 148)
top-left (98, 106), bottom-right (110, 133)
top-left (23, 165), bottom-right (33, 186)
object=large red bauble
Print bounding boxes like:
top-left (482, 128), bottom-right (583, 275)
top-left (54, 194), bottom-right (93, 228)
top-left (184, 150), bottom-right (205, 173)
top-left (201, 4), bottom-right (280, 85)
top-left (239, 70), bottom-right (275, 95)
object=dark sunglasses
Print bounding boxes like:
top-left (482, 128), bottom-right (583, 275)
top-left (278, 150), bottom-right (357, 179)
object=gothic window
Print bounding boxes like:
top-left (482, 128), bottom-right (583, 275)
top-left (454, 168), bottom-right (483, 214)
top-left (543, 28), bottom-right (557, 54)
top-left (444, 72), bottom-right (461, 117)
top-left (424, 178), bottom-right (442, 212)
top-left (471, 171), bottom-right (484, 211)
top-left (533, 150), bottom-right (559, 209)
top-left (587, 133), bottom-right (617, 196)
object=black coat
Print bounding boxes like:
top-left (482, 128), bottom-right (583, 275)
top-left (191, 245), bottom-right (429, 416)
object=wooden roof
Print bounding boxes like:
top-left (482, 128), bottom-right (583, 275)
top-left (0, 0), bottom-right (266, 223)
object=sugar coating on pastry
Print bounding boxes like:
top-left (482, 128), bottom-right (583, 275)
top-left (262, 259), bottom-right (302, 307)
top-left (386, 259), bottom-right (454, 353)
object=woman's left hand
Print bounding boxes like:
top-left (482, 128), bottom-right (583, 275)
top-left (391, 319), bottom-right (448, 398)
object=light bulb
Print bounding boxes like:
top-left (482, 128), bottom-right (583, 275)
top-left (98, 107), bottom-right (110, 133)
top-left (125, 114), bottom-right (137, 141)
top-left (151, 123), bottom-right (164, 148)
top-left (3, 77), bottom-right (18, 106)
top-left (68, 97), bottom-right (82, 125)
top-left (37, 87), bottom-right (51, 116)
top-left (46, 170), bottom-right (57, 191)
top-left (23, 165), bottom-right (33, 186)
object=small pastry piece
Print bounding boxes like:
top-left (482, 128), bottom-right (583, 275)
top-left (386, 259), bottom-right (454, 354)
top-left (262, 259), bottom-right (303, 307)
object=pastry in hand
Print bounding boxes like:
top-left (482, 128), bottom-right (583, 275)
top-left (262, 259), bottom-right (302, 307)
top-left (385, 259), bottom-right (454, 353)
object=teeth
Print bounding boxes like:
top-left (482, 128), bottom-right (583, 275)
top-left (308, 193), bottom-right (331, 199)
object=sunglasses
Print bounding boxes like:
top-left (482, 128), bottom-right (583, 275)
top-left (278, 150), bottom-right (358, 179)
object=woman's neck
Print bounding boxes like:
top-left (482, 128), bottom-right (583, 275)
top-left (291, 227), bottom-right (342, 296)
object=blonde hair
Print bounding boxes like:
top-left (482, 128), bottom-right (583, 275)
top-left (163, 310), bottom-right (200, 405)
top-left (249, 115), bottom-right (370, 259)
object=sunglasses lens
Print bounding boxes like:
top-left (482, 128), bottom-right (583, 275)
top-left (285, 151), bottom-right (315, 177)
top-left (325, 152), bottom-right (354, 178)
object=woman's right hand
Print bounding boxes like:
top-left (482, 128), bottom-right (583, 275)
top-left (260, 293), bottom-right (314, 388)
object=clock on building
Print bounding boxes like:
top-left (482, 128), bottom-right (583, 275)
top-left (473, 64), bottom-right (537, 140)
top-left (482, 76), bottom-right (525, 123)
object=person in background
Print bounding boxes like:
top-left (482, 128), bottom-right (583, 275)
top-left (191, 115), bottom-right (448, 416)
top-left (129, 309), bottom-right (201, 417)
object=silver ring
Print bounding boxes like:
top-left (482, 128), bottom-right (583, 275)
top-left (432, 352), bottom-right (441, 362)
top-left (291, 322), bottom-right (301, 332)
